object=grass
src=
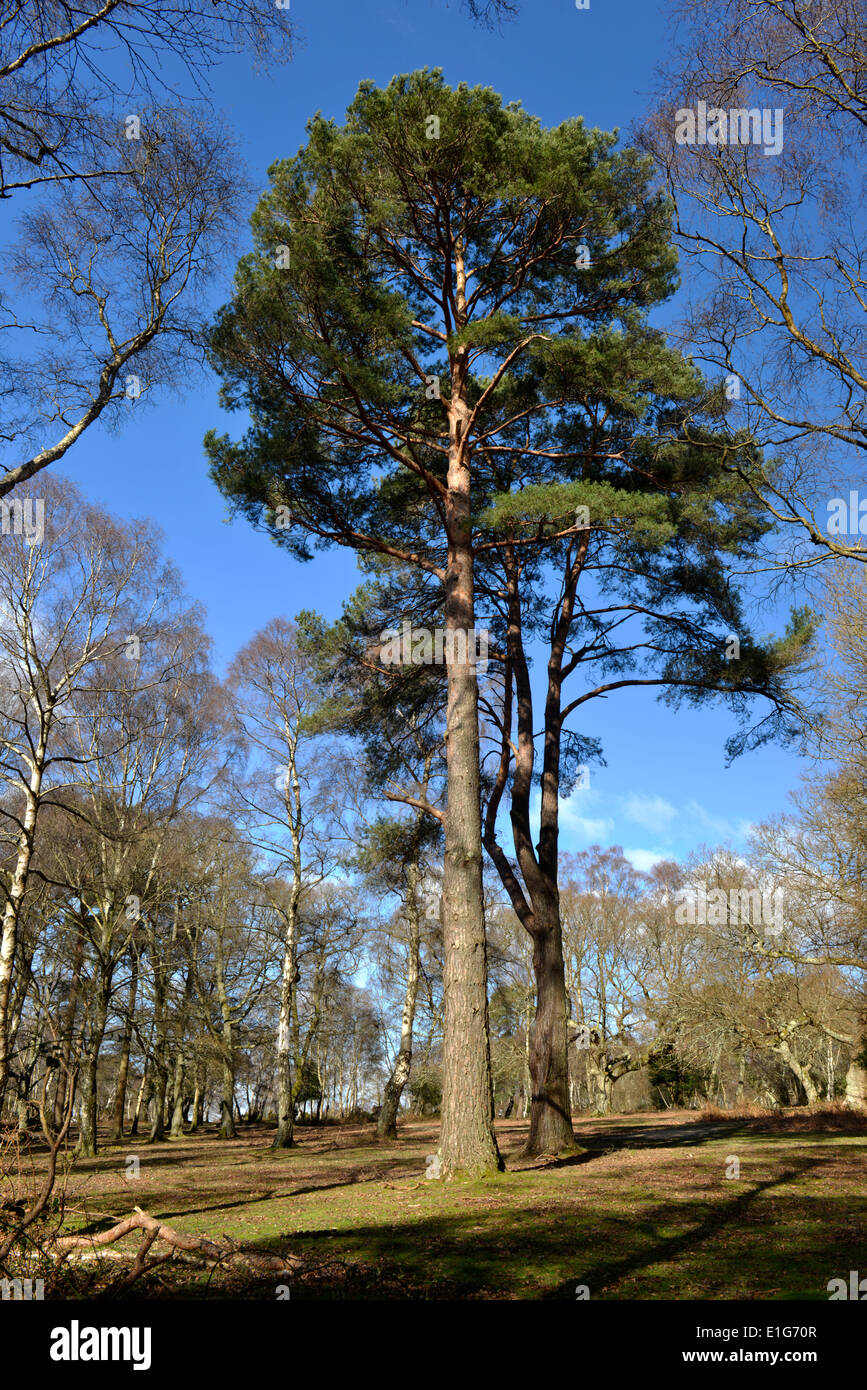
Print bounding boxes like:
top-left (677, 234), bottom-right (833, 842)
top-left (18, 1108), bottom-right (867, 1299)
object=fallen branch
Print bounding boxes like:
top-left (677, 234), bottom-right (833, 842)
top-left (54, 1207), bottom-right (301, 1279)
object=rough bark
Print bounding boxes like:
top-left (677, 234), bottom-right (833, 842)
top-left (169, 1046), bottom-right (186, 1138)
top-left (524, 914), bottom-right (574, 1151)
top-left (437, 310), bottom-right (501, 1177)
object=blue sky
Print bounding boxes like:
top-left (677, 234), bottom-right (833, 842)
top-left (56, 0), bottom-right (809, 870)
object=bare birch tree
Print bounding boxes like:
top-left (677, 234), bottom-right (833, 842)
top-left (642, 0), bottom-right (867, 569)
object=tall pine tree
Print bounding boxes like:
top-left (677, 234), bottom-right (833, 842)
top-left (204, 69), bottom-right (809, 1171)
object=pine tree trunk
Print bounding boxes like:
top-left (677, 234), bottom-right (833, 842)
top-left (523, 918), bottom-right (577, 1154)
top-left (438, 329), bottom-right (500, 1177)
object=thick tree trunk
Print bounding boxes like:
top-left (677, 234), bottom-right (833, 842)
top-left (523, 918), bottom-right (576, 1154)
top-left (436, 298), bottom-right (501, 1177)
top-left (587, 1052), bottom-right (614, 1115)
top-left (776, 1041), bottom-right (818, 1105)
top-left (378, 864), bottom-right (422, 1140)
top-left (439, 477), bottom-right (500, 1174)
top-left (77, 1063), bottom-right (98, 1156)
top-left (434, 243), bottom-right (501, 1178)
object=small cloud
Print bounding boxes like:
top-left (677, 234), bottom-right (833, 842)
top-left (623, 848), bottom-right (666, 873)
top-left (624, 793), bottom-right (677, 832)
top-left (553, 784), bottom-right (612, 840)
top-left (559, 799), bottom-right (615, 843)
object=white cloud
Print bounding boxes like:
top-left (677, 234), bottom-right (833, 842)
top-left (561, 813), bottom-right (616, 842)
top-left (623, 793), bottom-right (678, 832)
top-left (623, 847), bottom-right (667, 873)
top-left (557, 786), bottom-right (614, 843)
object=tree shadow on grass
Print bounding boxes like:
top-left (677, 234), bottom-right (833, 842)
top-left (101, 1148), bottom-right (866, 1300)
top-left (541, 1157), bottom-right (819, 1299)
top-left (270, 1151), bottom-right (856, 1301)
top-left (69, 1152), bottom-right (429, 1232)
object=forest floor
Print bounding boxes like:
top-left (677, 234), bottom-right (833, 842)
top-left (16, 1108), bottom-right (867, 1299)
